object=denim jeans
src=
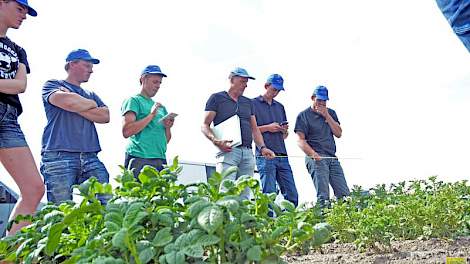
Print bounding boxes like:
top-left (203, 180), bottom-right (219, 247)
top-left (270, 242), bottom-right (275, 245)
top-left (256, 156), bottom-right (298, 207)
top-left (40, 151), bottom-right (109, 204)
top-left (0, 102), bottom-right (27, 149)
top-left (216, 146), bottom-right (255, 199)
top-left (436, 0), bottom-right (470, 52)
top-left (124, 153), bottom-right (167, 179)
top-left (305, 156), bottom-right (350, 207)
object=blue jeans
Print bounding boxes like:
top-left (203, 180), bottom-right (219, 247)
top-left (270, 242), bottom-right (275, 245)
top-left (124, 153), bottom-right (167, 178)
top-left (305, 156), bottom-right (350, 207)
top-left (40, 151), bottom-right (109, 204)
top-left (436, 0), bottom-right (470, 52)
top-left (0, 102), bottom-right (27, 149)
top-left (256, 156), bottom-right (298, 207)
top-left (216, 146), bottom-right (255, 199)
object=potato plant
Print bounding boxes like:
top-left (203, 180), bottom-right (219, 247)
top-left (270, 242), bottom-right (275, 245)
top-left (325, 176), bottom-right (470, 250)
top-left (0, 158), bottom-right (330, 263)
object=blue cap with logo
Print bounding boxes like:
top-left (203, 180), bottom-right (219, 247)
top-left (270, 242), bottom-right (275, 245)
top-left (15, 0), bottom-right (37, 17)
top-left (266, 74), bottom-right (284, 90)
top-left (313, 85), bottom-right (329, 100)
top-left (66, 49), bottom-right (100, 64)
top-left (141, 65), bottom-right (167, 77)
top-left (230, 67), bottom-right (255, 80)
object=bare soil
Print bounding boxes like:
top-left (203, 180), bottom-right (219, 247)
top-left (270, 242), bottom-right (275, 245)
top-left (285, 237), bottom-right (470, 264)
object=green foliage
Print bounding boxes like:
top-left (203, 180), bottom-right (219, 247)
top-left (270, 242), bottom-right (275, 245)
top-left (4, 159), bottom-right (466, 261)
top-left (0, 159), bottom-right (323, 263)
top-left (325, 176), bottom-right (470, 250)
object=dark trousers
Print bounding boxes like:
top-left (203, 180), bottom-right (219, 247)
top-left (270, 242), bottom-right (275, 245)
top-left (124, 153), bottom-right (167, 179)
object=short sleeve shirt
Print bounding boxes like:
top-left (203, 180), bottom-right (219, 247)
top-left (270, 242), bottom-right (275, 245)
top-left (294, 107), bottom-right (340, 157)
top-left (41, 80), bottom-right (106, 153)
top-left (0, 37), bottom-right (31, 115)
top-left (121, 94), bottom-right (168, 159)
top-left (205, 91), bottom-right (254, 147)
top-left (252, 96), bottom-right (288, 155)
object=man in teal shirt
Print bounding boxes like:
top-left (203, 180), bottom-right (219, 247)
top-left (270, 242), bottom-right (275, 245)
top-left (121, 65), bottom-right (175, 177)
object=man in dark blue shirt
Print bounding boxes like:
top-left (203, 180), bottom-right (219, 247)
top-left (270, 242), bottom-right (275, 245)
top-left (294, 85), bottom-right (350, 207)
top-left (202, 67), bottom-right (275, 199)
top-left (252, 74), bottom-right (298, 207)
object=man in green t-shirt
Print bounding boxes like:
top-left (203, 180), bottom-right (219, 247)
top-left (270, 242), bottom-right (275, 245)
top-left (121, 65), bottom-right (175, 178)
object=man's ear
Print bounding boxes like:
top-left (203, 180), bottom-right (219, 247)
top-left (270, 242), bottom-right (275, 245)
top-left (311, 95), bottom-right (316, 101)
top-left (264, 83), bottom-right (270, 89)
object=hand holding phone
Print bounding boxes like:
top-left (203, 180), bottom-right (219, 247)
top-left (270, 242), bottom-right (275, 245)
top-left (279, 121), bottom-right (289, 136)
top-left (159, 112), bottom-right (178, 123)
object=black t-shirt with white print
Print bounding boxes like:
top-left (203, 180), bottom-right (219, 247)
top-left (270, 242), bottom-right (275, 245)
top-left (0, 37), bottom-right (30, 115)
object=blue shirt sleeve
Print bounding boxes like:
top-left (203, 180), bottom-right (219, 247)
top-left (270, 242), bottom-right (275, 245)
top-left (329, 109), bottom-right (340, 124)
top-left (42, 80), bottom-right (62, 104)
top-left (91, 92), bottom-right (106, 107)
top-left (281, 104), bottom-right (287, 123)
top-left (294, 111), bottom-right (308, 136)
top-left (252, 99), bottom-right (259, 121)
top-left (205, 93), bottom-right (218, 112)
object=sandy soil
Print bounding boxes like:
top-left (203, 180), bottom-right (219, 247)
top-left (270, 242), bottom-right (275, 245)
top-left (285, 237), bottom-right (470, 264)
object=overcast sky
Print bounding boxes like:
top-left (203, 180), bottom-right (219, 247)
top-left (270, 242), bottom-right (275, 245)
top-left (2, 0), bottom-right (469, 204)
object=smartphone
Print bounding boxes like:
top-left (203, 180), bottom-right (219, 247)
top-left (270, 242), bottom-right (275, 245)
top-left (280, 121), bottom-right (288, 126)
top-left (158, 112), bottom-right (178, 123)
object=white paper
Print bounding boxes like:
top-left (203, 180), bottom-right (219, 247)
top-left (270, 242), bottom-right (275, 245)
top-left (212, 115), bottom-right (242, 156)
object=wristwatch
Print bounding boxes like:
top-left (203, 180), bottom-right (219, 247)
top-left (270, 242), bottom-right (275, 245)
top-left (259, 145), bottom-right (267, 151)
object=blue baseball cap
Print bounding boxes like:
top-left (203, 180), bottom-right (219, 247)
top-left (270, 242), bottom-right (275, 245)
top-left (313, 85), bottom-right (329, 100)
top-left (141, 65), bottom-right (167, 77)
top-left (266, 74), bottom-right (284, 90)
top-left (66, 49), bottom-right (100, 64)
top-left (15, 0), bottom-right (37, 17)
top-left (230, 67), bottom-right (255, 80)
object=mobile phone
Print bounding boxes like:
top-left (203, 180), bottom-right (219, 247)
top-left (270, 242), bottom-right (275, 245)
top-left (158, 112), bottom-right (178, 123)
top-left (280, 121), bottom-right (288, 126)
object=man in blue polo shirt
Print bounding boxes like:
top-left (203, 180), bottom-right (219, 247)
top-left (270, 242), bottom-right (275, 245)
top-left (40, 49), bottom-right (109, 204)
top-left (202, 67), bottom-right (275, 199)
top-left (252, 74), bottom-right (298, 207)
top-left (294, 85), bottom-right (350, 207)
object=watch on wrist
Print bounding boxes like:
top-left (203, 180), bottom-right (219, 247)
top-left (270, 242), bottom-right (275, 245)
top-left (259, 145), bottom-right (266, 151)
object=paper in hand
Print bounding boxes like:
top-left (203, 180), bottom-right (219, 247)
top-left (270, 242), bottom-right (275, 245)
top-left (212, 115), bottom-right (242, 156)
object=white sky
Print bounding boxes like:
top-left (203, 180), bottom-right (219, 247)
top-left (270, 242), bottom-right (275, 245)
top-left (2, 0), bottom-right (469, 204)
